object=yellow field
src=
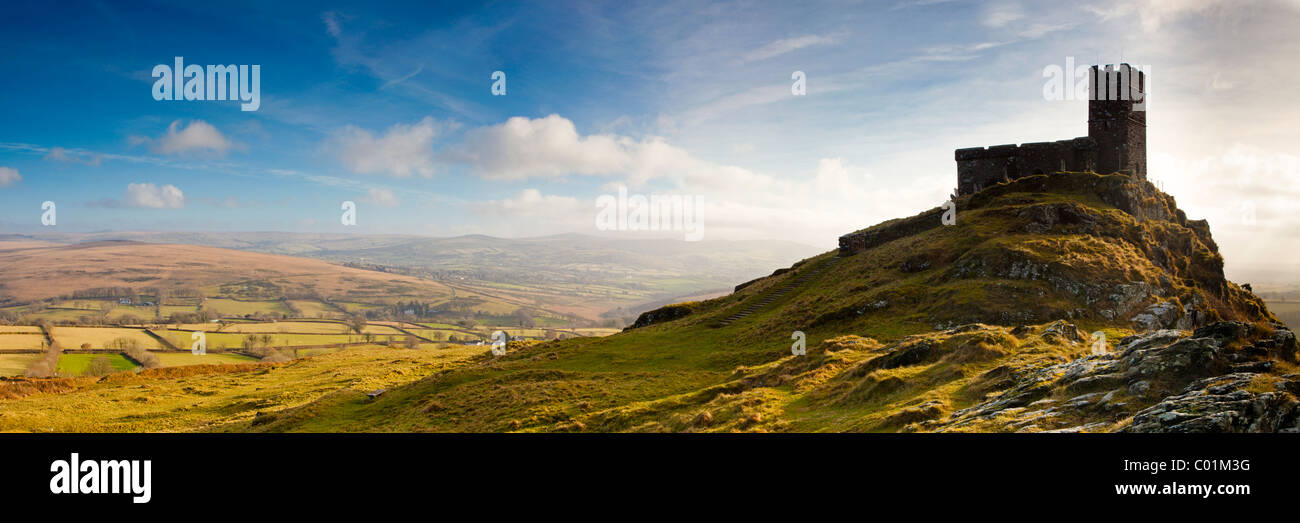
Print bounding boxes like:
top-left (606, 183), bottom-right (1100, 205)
top-left (202, 298), bottom-right (292, 316)
top-left (0, 334), bottom-right (48, 350)
top-left (288, 300), bottom-right (339, 318)
top-left (49, 327), bottom-right (164, 350)
top-left (105, 305), bottom-right (158, 320)
top-left (361, 324), bottom-right (404, 335)
top-left (408, 328), bottom-right (484, 342)
top-left (154, 352), bottom-right (260, 367)
top-left (334, 302), bottom-right (383, 314)
top-left (0, 326), bottom-right (43, 334)
top-left (0, 353), bottom-right (40, 376)
top-left (223, 321), bottom-right (350, 334)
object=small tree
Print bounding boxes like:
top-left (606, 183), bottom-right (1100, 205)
top-left (347, 314), bottom-right (367, 335)
top-left (87, 356), bottom-right (115, 376)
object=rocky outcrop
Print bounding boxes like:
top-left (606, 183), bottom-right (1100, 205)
top-left (1123, 372), bottom-right (1300, 432)
top-left (625, 302), bottom-right (700, 330)
top-left (929, 321), bottom-right (1299, 433)
top-left (838, 207), bottom-right (943, 257)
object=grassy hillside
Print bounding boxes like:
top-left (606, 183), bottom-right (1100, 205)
top-left (230, 173), bottom-right (1293, 433)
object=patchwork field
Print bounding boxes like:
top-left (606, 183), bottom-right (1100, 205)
top-left (157, 330), bottom-right (391, 349)
top-left (223, 321), bottom-right (351, 334)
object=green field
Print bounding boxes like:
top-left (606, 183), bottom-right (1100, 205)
top-left (56, 353), bottom-right (138, 376)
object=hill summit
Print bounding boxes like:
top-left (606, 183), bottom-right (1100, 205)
top-left (241, 172), bottom-right (1297, 433)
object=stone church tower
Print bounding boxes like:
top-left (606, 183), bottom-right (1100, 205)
top-left (955, 64), bottom-right (1147, 196)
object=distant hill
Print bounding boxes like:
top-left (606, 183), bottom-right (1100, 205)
top-left (237, 172), bottom-right (1298, 433)
top-left (6, 232), bottom-right (821, 322)
top-left (0, 239), bottom-right (511, 314)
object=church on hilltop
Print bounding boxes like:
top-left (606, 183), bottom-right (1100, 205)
top-left (954, 64), bottom-right (1147, 196)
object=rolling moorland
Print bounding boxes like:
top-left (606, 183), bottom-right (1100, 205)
top-left (5, 233), bottom-right (822, 325)
top-left (2, 171), bottom-right (1295, 432)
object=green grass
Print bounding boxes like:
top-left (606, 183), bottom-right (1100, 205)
top-left (56, 353), bottom-right (138, 376)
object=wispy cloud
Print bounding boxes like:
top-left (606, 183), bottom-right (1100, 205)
top-left (741, 34), bottom-right (838, 63)
top-left (44, 146), bottom-right (102, 166)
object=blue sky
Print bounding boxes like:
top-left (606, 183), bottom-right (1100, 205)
top-left (1, 0), bottom-right (1297, 279)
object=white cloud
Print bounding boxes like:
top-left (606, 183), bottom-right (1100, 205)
top-left (0, 167), bottom-right (19, 187)
top-left (334, 117), bottom-right (441, 178)
top-left (742, 34), bottom-right (837, 63)
top-left (361, 187), bottom-right (401, 207)
top-left (135, 120), bottom-right (235, 156)
top-left (122, 182), bottom-right (185, 209)
top-left (447, 115), bottom-right (770, 191)
top-left (450, 115), bottom-right (627, 180)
